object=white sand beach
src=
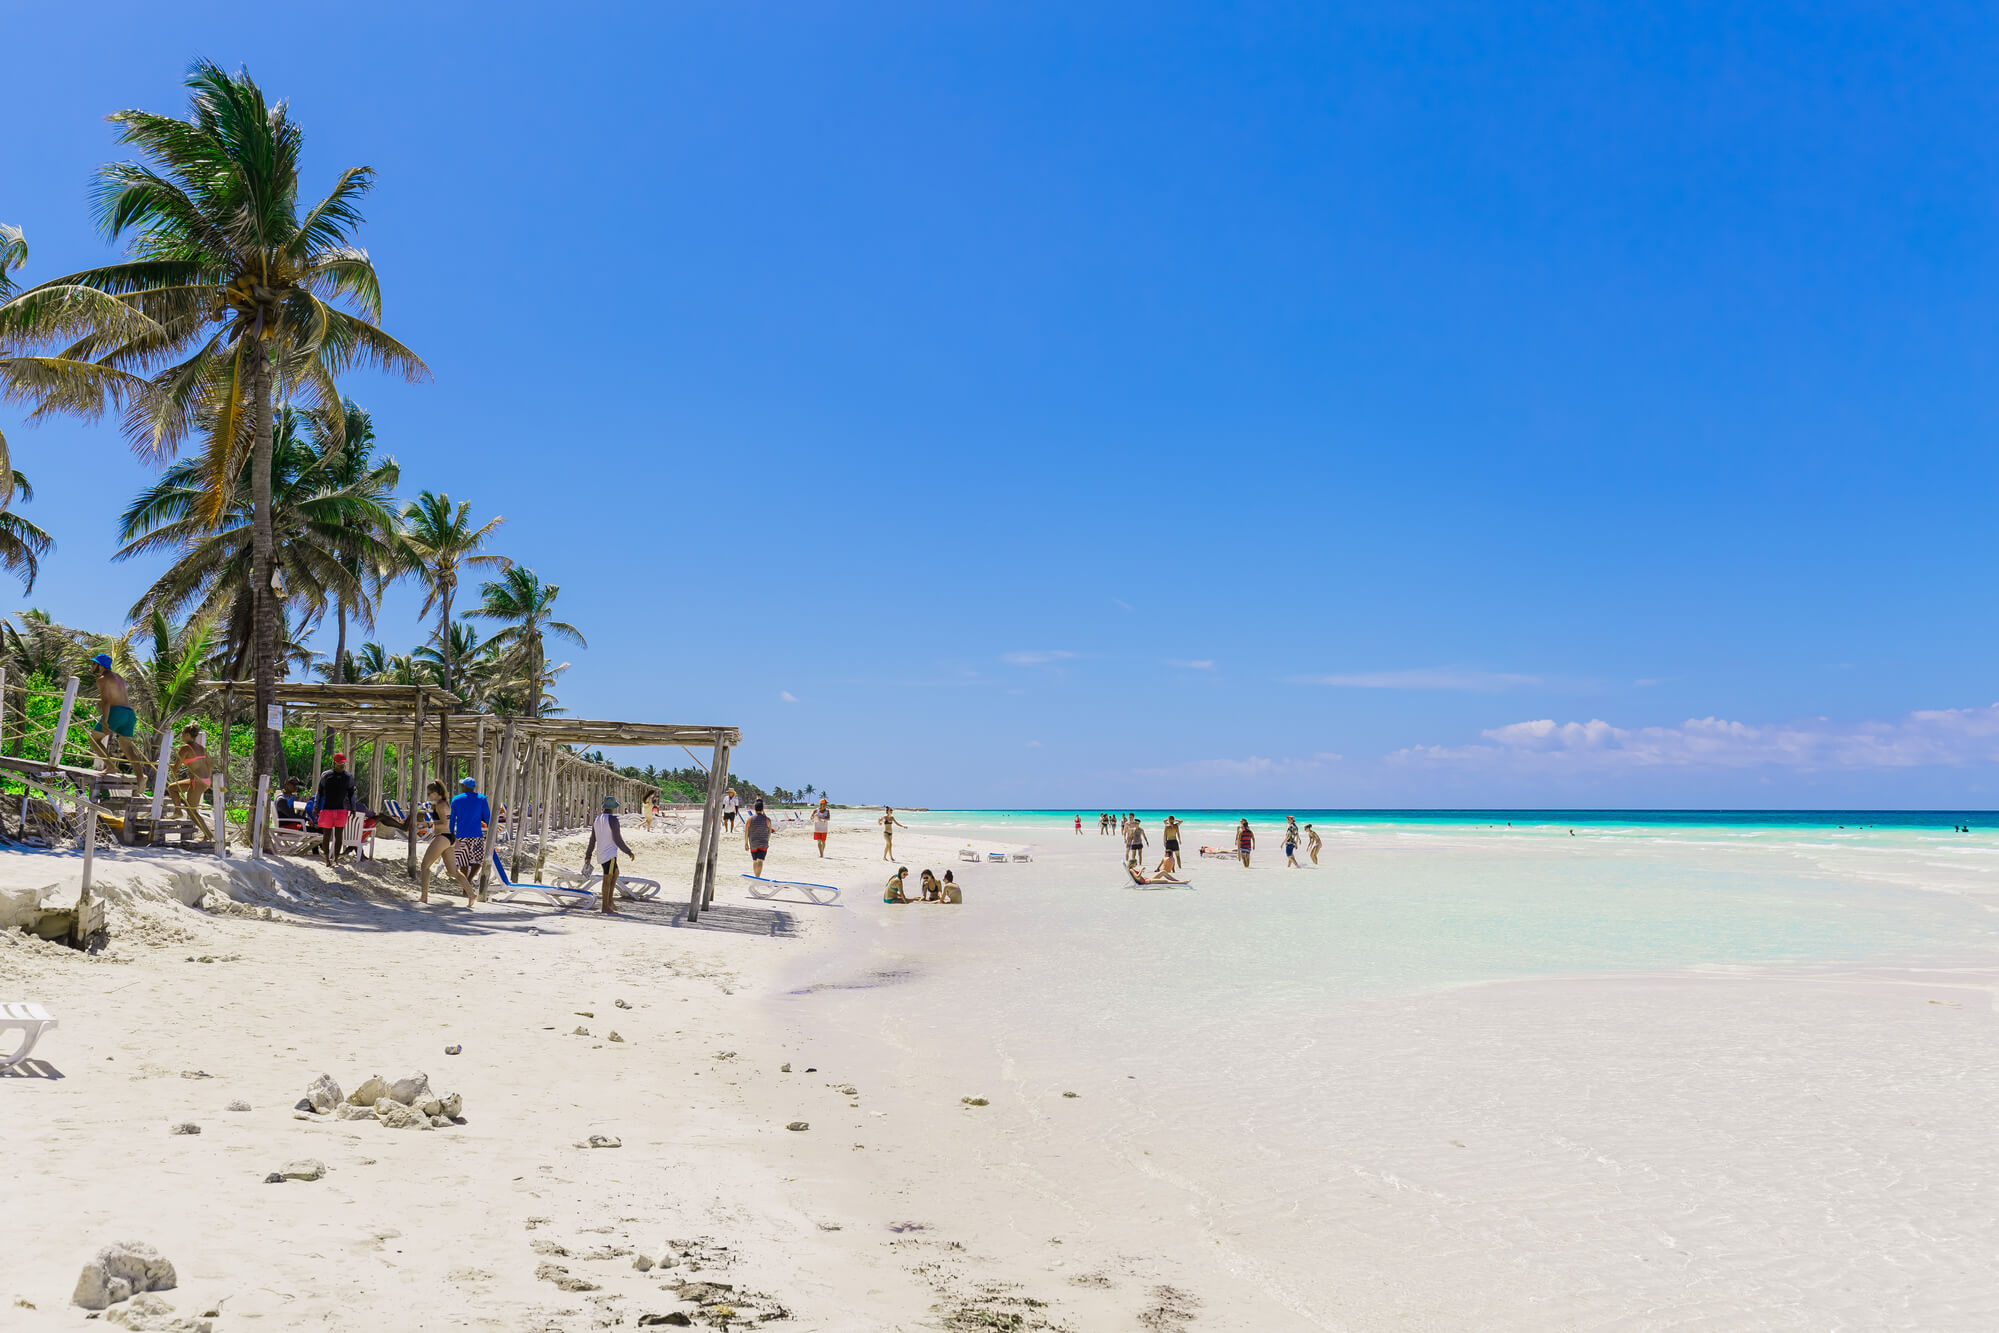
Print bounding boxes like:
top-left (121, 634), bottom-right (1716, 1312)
top-left (6, 815), bottom-right (1999, 1330)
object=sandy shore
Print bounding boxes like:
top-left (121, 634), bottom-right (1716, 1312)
top-left (4, 818), bottom-right (1143, 1331)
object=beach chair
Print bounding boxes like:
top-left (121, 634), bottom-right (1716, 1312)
top-left (1010, 850), bottom-right (1032, 862)
top-left (545, 864), bottom-right (662, 901)
top-left (957, 848), bottom-right (980, 863)
top-left (1, 1001), bottom-right (57, 1070)
top-left (740, 874), bottom-right (841, 906)
top-left (485, 852), bottom-right (583, 910)
top-left (342, 811), bottom-right (378, 861)
top-left (264, 803), bottom-right (322, 856)
top-left (986, 851), bottom-right (1007, 863)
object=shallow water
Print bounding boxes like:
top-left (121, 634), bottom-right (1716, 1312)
top-left (776, 815), bottom-right (1999, 1329)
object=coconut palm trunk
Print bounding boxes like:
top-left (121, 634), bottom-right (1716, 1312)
top-left (248, 349), bottom-right (280, 781)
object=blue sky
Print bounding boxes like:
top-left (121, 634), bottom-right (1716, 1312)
top-left (6, 1), bottom-right (1999, 808)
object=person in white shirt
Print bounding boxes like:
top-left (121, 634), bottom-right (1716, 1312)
top-left (722, 789), bottom-right (739, 832)
top-left (582, 796), bottom-right (637, 915)
top-left (812, 799), bottom-right (831, 857)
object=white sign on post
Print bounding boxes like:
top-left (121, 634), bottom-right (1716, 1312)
top-left (267, 705), bottom-right (284, 731)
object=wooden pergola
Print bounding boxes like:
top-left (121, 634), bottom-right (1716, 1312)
top-left (204, 681), bottom-right (743, 920)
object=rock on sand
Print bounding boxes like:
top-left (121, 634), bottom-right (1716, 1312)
top-left (72, 1240), bottom-right (177, 1310)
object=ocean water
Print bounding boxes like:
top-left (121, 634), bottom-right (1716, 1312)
top-left (776, 812), bottom-right (1999, 1328)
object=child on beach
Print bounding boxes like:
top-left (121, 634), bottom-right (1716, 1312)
top-left (884, 868), bottom-right (910, 903)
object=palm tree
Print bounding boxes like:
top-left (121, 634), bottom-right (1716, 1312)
top-left (116, 406), bottom-right (400, 679)
top-left (399, 490), bottom-right (504, 693)
top-left (309, 399), bottom-right (398, 683)
top-left (0, 224), bottom-right (26, 499)
top-left (413, 618), bottom-right (489, 703)
top-left (0, 61), bottom-right (426, 786)
top-left (351, 640), bottom-right (419, 686)
top-left (467, 565), bottom-right (585, 720)
top-left (0, 470), bottom-right (52, 591)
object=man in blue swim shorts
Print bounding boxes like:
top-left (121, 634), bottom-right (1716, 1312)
top-left (87, 653), bottom-right (150, 775)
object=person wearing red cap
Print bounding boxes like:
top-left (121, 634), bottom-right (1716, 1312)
top-left (315, 752), bottom-right (355, 867)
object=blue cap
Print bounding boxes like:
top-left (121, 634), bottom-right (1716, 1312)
top-left (91, 653), bottom-right (113, 669)
top-left (459, 777), bottom-right (476, 789)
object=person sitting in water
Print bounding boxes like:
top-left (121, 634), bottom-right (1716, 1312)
top-left (883, 867), bottom-right (911, 903)
top-left (939, 870), bottom-right (962, 903)
top-left (919, 869), bottom-right (942, 901)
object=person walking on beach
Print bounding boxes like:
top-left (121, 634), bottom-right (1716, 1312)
top-left (582, 796), bottom-right (636, 915)
top-left (1075, 814), bottom-right (1083, 835)
top-left (1125, 816), bottom-right (1148, 868)
top-left (1162, 814), bottom-right (1183, 870)
top-left (85, 653), bottom-right (150, 775)
top-left (1305, 824), bottom-right (1322, 865)
top-left (880, 806), bottom-right (908, 860)
top-left (414, 781), bottom-right (455, 905)
top-left (746, 798), bottom-right (773, 877)
top-left (446, 777), bottom-right (490, 907)
top-left (723, 788), bottom-right (739, 832)
top-left (167, 724), bottom-right (212, 841)
top-left (812, 798), bottom-right (831, 856)
top-left (1235, 818), bottom-right (1255, 868)
top-left (1283, 816), bottom-right (1303, 868)
top-left (315, 753), bottom-right (356, 867)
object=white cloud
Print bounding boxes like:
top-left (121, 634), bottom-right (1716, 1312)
top-left (1133, 752), bottom-right (1341, 780)
top-left (1026, 740), bottom-right (1042, 748)
top-left (1293, 668), bottom-right (1543, 692)
top-left (1002, 650), bottom-right (1077, 666)
top-left (779, 691), bottom-right (798, 703)
top-left (1166, 659), bottom-right (1215, 670)
top-left (1634, 678), bottom-right (1662, 688)
top-left (1114, 599), bottom-right (1134, 612)
top-left (1391, 704), bottom-right (1999, 771)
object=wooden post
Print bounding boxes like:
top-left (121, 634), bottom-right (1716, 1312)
top-left (216, 685), bottom-right (232, 857)
top-left (689, 739), bottom-right (729, 921)
top-left (475, 716), bottom-right (493, 896)
top-left (49, 674), bottom-right (79, 772)
top-left (535, 744), bottom-right (557, 876)
top-left (494, 719), bottom-right (518, 881)
top-left (703, 739), bottom-right (731, 907)
top-left (438, 708), bottom-right (449, 787)
top-left (309, 720), bottom-right (325, 797)
top-left (408, 691), bottom-right (426, 879)
top-left (149, 724), bottom-right (173, 830)
top-left (80, 806), bottom-right (98, 899)
top-left (370, 736), bottom-right (384, 812)
top-left (0, 665), bottom-right (8, 756)
top-left (250, 773), bottom-right (270, 861)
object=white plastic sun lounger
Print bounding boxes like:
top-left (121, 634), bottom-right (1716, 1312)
top-left (1, 1001), bottom-right (57, 1070)
top-left (740, 874), bottom-right (841, 906)
top-left (486, 853), bottom-right (580, 910)
top-left (957, 848), bottom-right (980, 863)
top-left (546, 864), bottom-right (663, 901)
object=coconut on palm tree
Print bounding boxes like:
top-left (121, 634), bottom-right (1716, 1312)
top-left (399, 490), bottom-right (504, 692)
top-left (468, 565), bottom-right (585, 720)
top-left (0, 61), bottom-right (426, 786)
top-left (0, 470), bottom-right (52, 591)
top-left (116, 405), bottom-right (401, 680)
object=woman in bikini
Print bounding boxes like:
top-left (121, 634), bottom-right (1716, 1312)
top-left (415, 782), bottom-right (455, 904)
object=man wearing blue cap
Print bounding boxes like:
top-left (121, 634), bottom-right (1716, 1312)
top-left (446, 776), bottom-right (491, 907)
top-left (86, 653), bottom-right (150, 775)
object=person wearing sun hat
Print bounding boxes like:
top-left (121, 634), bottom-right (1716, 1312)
top-left (446, 776), bottom-right (491, 907)
top-left (315, 751), bottom-right (356, 867)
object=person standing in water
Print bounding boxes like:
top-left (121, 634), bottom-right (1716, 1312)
top-left (1283, 816), bottom-right (1303, 868)
top-left (1162, 814), bottom-right (1184, 870)
top-left (582, 795), bottom-right (636, 915)
top-left (880, 806), bottom-right (908, 860)
top-left (1235, 818), bottom-right (1255, 868)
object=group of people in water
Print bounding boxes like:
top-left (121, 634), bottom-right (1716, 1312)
top-left (1099, 812), bottom-right (1326, 880)
top-left (883, 866), bottom-right (962, 904)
